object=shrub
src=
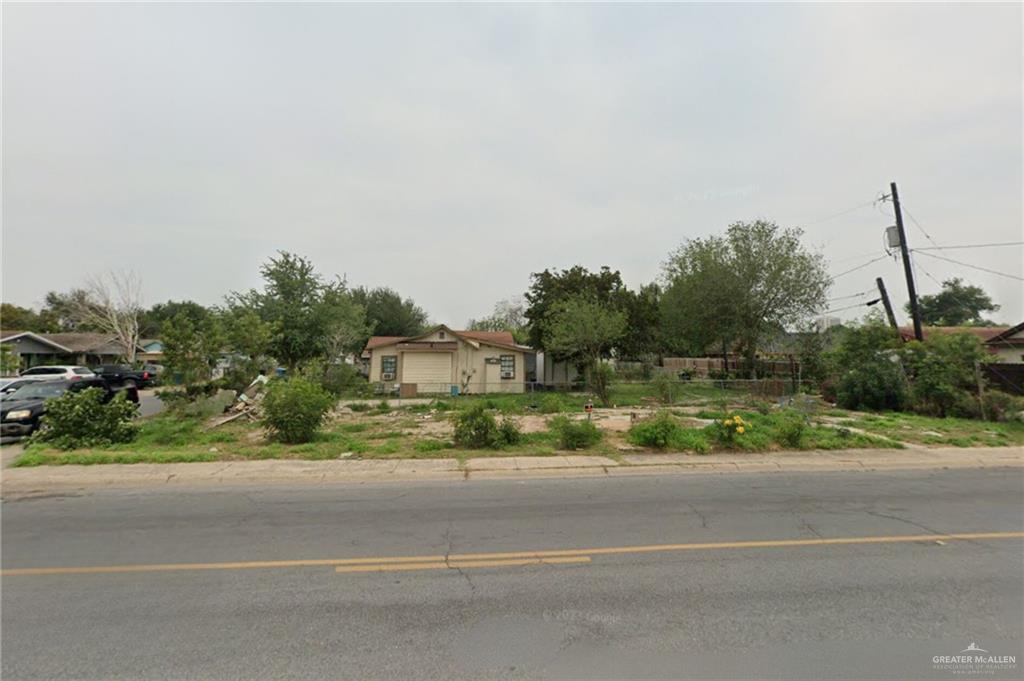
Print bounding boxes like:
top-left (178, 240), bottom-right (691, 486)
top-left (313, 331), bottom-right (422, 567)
top-left (538, 394), bottom-right (565, 414)
top-left (348, 402), bottom-right (371, 412)
top-left (651, 374), bottom-right (676, 405)
top-left (262, 378), bottom-right (335, 444)
top-left (628, 411), bottom-right (684, 449)
top-left (980, 390), bottom-right (1024, 422)
top-left (32, 388), bottom-right (138, 450)
top-left (707, 413), bottom-right (750, 447)
top-left (453, 405), bottom-right (519, 449)
top-left (835, 360), bottom-right (907, 411)
top-left (376, 400), bottom-right (391, 413)
top-left (548, 415), bottom-right (603, 450)
top-left (498, 417), bottom-right (522, 445)
top-left (588, 362), bottom-right (615, 407)
top-left (775, 412), bottom-right (807, 448)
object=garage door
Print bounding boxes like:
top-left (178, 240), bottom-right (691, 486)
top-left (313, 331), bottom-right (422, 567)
top-left (402, 353), bottom-right (452, 392)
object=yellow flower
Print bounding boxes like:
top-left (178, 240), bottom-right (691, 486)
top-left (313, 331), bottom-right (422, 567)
top-left (736, 426), bottom-right (745, 434)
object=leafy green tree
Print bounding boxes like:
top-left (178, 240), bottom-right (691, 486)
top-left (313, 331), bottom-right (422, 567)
top-left (908, 278), bottom-right (1000, 326)
top-left (350, 286), bottom-right (428, 339)
top-left (617, 283), bottom-right (662, 360)
top-left (40, 289), bottom-right (100, 331)
top-left (230, 252), bottom-right (369, 369)
top-left (661, 221), bottom-right (829, 374)
top-left (0, 303), bottom-right (57, 333)
top-left (162, 311), bottom-right (224, 386)
top-left (524, 266), bottom-right (626, 350)
top-left (543, 295), bottom-right (626, 405)
top-left (1, 345), bottom-right (20, 374)
top-left (828, 314), bottom-right (907, 411)
top-left (901, 332), bottom-right (988, 417)
top-left (140, 300), bottom-right (213, 337)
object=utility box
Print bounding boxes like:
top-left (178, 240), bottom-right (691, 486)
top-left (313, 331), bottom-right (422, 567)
top-left (399, 383), bottom-right (418, 399)
top-left (885, 225), bottom-right (901, 249)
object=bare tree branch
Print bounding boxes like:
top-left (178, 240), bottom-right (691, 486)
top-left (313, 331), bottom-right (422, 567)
top-left (68, 271), bottom-right (143, 363)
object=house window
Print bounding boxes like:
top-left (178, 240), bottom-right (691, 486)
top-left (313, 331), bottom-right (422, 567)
top-left (438, 331), bottom-right (446, 340)
top-left (381, 356), bottom-right (397, 377)
top-left (500, 355), bottom-right (515, 379)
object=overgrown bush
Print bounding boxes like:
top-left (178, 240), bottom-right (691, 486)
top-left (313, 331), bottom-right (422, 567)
top-left (32, 388), bottom-right (138, 450)
top-left (835, 361), bottom-right (907, 411)
top-left (548, 415), bottom-right (602, 450)
top-left (707, 413), bottom-right (750, 447)
top-left (262, 378), bottom-right (335, 444)
top-left (627, 411), bottom-right (684, 449)
top-left (538, 394), bottom-right (565, 414)
top-left (453, 405), bottom-right (520, 449)
top-left (299, 359), bottom-right (366, 397)
top-left (588, 363), bottom-right (616, 407)
top-left (775, 412), bottom-right (807, 448)
top-left (979, 390), bottom-right (1024, 422)
top-left (651, 373), bottom-right (676, 404)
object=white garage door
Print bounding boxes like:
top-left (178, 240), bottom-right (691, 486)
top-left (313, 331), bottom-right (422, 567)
top-left (402, 353), bottom-right (452, 391)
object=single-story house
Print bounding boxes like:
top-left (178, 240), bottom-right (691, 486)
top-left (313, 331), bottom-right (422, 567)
top-left (0, 330), bottom-right (143, 371)
top-left (362, 326), bottom-right (535, 395)
top-left (137, 339), bottom-right (165, 363)
top-left (897, 325), bottom-right (1016, 360)
top-left (984, 323), bottom-right (1024, 364)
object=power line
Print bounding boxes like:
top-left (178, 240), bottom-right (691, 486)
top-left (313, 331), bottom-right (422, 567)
top-left (820, 299), bottom-right (882, 316)
top-left (913, 242), bottom-right (1023, 251)
top-left (901, 206), bottom-right (946, 254)
top-left (799, 199), bottom-right (878, 228)
top-left (829, 254), bottom-right (890, 281)
top-left (914, 250), bottom-right (1023, 281)
top-left (827, 290), bottom-right (871, 303)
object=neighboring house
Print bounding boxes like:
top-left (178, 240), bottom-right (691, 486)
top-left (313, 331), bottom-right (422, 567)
top-left (138, 339), bottom-right (165, 363)
top-left (0, 330), bottom-right (142, 370)
top-left (984, 323), bottom-right (1024, 364)
top-left (897, 325), bottom-right (1012, 358)
top-left (363, 326), bottom-right (535, 395)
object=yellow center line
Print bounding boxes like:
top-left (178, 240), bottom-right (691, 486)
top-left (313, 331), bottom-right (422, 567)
top-left (334, 557), bottom-right (591, 573)
top-left (2, 531), bottom-right (1020, 577)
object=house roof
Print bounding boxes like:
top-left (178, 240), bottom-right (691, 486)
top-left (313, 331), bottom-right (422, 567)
top-left (897, 326), bottom-right (1010, 343)
top-left (363, 327), bottom-right (527, 355)
top-left (0, 330), bottom-right (73, 352)
top-left (984, 322), bottom-right (1024, 345)
top-left (0, 331), bottom-right (143, 354)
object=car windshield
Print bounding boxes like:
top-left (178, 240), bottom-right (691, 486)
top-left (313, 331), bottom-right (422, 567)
top-left (4, 382), bottom-right (68, 399)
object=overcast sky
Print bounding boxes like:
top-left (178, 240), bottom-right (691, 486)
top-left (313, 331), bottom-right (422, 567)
top-left (3, 3), bottom-right (1021, 327)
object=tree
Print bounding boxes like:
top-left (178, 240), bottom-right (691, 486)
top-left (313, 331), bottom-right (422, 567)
top-left (0, 303), bottom-right (57, 333)
top-left (40, 289), bottom-right (100, 331)
top-left (65, 272), bottom-right (145, 363)
top-left (467, 297), bottom-right (528, 343)
top-left (661, 221), bottom-right (829, 375)
top-left (909, 278), bottom-right (1000, 326)
top-left (827, 314), bottom-right (907, 411)
top-left (543, 295), bottom-right (626, 405)
top-left (229, 252), bottom-right (370, 369)
top-left (222, 309), bottom-right (272, 363)
top-left (162, 310), bottom-right (224, 385)
top-left (524, 266), bottom-right (627, 350)
top-left (140, 300), bottom-right (213, 337)
top-left (617, 284), bottom-right (662, 360)
top-left (351, 287), bottom-right (428, 341)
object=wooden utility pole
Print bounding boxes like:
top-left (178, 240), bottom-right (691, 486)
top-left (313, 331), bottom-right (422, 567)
top-left (890, 181), bottom-right (923, 341)
top-left (875, 277), bottom-right (898, 331)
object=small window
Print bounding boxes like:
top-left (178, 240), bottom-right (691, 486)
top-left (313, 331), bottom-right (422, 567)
top-left (500, 355), bottom-right (515, 378)
top-left (438, 331), bottom-right (446, 340)
top-left (381, 356), bottom-right (397, 375)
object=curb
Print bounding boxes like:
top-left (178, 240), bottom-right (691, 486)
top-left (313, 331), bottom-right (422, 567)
top-left (1, 447), bottom-right (1021, 497)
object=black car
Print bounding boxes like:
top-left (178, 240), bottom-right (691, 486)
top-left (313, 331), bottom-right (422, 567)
top-left (0, 378), bottom-right (139, 438)
top-left (91, 364), bottom-right (155, 389)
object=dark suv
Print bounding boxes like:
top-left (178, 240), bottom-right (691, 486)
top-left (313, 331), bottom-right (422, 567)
top-left (91, 365), bottom-right (154, 389)
top-left (0, 378), bottom-right (139, 438)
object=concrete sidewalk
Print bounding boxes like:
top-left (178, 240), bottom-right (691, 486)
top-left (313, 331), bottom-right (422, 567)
top-left (1, 446), bottom-right (1020, 496)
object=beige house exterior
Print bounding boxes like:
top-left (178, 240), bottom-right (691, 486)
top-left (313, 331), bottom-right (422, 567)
top-left (986, 323), bottom-right (1024, 363)
top-left (363, 326), bottom-right (534, 395)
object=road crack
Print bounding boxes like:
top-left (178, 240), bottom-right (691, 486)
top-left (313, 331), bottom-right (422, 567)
top-left (687, 502), bottom-right (708, 529)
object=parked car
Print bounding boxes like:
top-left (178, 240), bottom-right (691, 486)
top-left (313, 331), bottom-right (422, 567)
top-left (0, 379), bottom-right (34, 396)
top-left (18, 366), bottom-right (95, 382)
top-left (91, 364), bottom-right (155, 389)
top-left (0, 378), bottom-right (138, 438)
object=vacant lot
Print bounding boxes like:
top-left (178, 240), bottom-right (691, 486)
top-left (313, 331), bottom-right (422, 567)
top-left (11, 383), bottom-right (1023, 467)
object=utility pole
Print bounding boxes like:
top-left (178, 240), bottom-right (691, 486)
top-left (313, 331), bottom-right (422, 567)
top-left (890, 181), bottom-right (923, 341)
top-left (875, 277), bottom-right (898, 331)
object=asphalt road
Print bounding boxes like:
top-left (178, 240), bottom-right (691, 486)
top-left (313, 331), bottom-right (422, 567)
top-left (3, 468), bottom-right (1022, 680)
